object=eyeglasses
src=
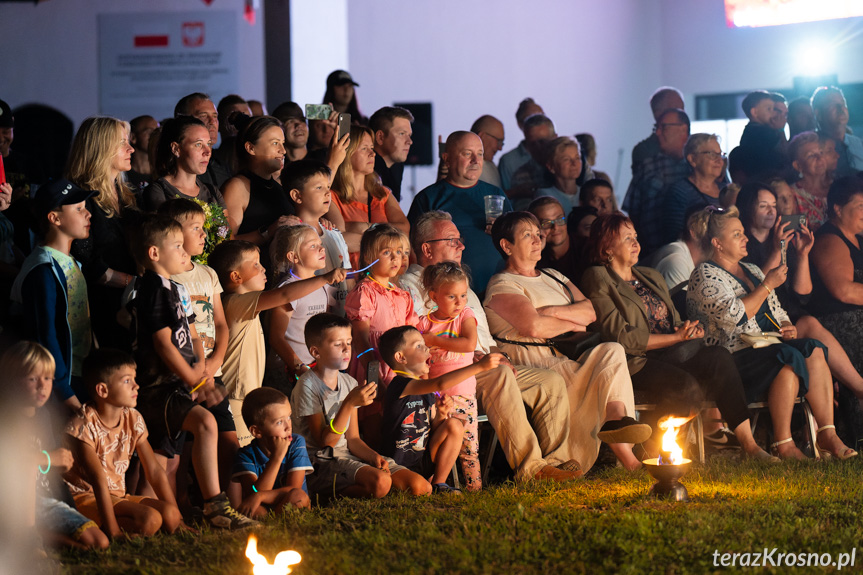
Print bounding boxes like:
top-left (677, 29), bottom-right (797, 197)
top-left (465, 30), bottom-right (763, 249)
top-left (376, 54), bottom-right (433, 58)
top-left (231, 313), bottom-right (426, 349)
top-left (696, 151), bottom-right (727, 161)
top-left (539, 216), bottom-right (566, 230)
top-left (424, 236), bottom-right (465, 248)
top-left (485, 133), bottom-right (505, 146)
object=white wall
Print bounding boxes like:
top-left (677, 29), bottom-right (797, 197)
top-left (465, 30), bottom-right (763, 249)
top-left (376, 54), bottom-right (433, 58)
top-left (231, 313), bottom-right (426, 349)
top-left (660, 0), bottom-right (863, 107)
top-left (345, 0), bottom-right (664, 207)
top-left (289, 0), bottom-right (350, 109)
top-left (0, 0), bottom-right (266, 129)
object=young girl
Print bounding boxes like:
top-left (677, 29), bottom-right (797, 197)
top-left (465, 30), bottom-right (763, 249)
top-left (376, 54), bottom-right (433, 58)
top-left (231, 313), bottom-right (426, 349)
top-left (267, 224), bottom-right (339, 387)
top-left (345, 224), bottom-right (418, 445)
top-left (416, 262), bottom-right (482, 491)
top-left (0, 342), bottom-right (109, 556)
top-left (394, 233), bottom-right (411, 288)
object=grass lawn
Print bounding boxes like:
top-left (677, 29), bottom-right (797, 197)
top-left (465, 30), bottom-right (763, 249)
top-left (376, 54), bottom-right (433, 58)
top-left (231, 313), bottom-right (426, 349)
top-left (56, 457), bottom-right (863, 574)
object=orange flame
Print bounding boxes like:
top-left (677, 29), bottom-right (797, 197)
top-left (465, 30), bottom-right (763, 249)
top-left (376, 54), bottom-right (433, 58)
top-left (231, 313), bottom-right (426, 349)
top-left (658, 415), bottom-right (694, 465)
top-left (245, 534), bottom-right (302, 575)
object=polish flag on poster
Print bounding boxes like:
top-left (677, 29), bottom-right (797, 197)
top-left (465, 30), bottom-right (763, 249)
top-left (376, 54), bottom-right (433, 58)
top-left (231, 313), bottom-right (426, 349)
top-left (182, 22), bottom-right (205, 47)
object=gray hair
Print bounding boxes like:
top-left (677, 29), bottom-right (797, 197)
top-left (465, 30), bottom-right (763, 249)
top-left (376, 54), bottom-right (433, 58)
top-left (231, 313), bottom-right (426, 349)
top-left (684, 133), bottom-right (720, 163)
top-left (409, 210), bottom-right (453, 257)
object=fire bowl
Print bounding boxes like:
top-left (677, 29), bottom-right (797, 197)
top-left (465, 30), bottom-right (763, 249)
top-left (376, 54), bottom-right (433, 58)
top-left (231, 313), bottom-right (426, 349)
top-left (643, 457), bottom-right (692, 502)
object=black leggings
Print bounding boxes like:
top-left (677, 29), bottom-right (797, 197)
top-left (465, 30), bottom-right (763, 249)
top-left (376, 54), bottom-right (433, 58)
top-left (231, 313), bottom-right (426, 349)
top-left (630, 340), bottom-right (751, 430)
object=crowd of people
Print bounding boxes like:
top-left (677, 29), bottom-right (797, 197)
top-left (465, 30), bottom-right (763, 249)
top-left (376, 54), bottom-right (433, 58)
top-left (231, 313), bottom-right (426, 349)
top-left (2, 76), bottom-right (863, 556)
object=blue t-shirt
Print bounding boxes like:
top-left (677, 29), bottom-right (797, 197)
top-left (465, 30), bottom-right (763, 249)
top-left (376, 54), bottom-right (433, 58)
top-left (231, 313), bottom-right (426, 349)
top-left (381, 375), bottom-right (436, 471)
top-left (232, 436), bottom-right (314, 494)
top-left (407, 179), bottom-right (511, 294)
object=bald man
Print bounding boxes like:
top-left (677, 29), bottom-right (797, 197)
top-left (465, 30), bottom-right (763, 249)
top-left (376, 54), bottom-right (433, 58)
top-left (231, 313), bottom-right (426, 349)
top-left (407, 131), bottom-right (511, 293)
top-left (471, 115), bottom-right (505, 188)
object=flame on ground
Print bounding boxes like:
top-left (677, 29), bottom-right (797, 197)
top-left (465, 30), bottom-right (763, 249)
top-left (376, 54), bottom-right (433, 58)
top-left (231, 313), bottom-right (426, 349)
top-left (245, 534), bottom-right (302, 575)
top-left (657, 415), bottom-right (694, 465)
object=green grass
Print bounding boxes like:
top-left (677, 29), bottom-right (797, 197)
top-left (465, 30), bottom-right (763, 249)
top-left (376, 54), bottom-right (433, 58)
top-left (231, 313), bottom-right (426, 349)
top-left (58, 458), bottom-right (863, 574)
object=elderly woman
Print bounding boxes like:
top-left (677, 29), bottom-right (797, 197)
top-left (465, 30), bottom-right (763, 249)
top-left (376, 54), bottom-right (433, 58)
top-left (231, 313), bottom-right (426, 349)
top-left (810, 177), bottom-right (863, 400)
top-left (483, 211), bottom-right (651, 472)
top-left (143, 116), bottom-right (225, 212)
top-left (328, 124), bottom-right (409, 267)
top-left (788, 131), bottom-right (830, 230)
top-left (687, 206), bottom-right (856, 460)
top-left (581, 214), bottom-right (776, 460)
top-left (662, 133), bottom-right (726, 245)
top-left (533, 136), bottom-right (585, 211)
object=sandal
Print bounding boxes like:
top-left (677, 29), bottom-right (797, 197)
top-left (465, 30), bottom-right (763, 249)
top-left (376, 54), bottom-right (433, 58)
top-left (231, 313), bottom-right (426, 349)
top-left (556, 459), bottom-right (582, 473)
top-left (816, 425), bottom-right (858, 461)
top-left (770, 437), bottom-right (807, 460)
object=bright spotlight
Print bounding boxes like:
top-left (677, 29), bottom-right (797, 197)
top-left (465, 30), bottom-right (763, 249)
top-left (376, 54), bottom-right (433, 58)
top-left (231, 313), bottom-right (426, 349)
top-left (797, 41), bottom-right (834, 76)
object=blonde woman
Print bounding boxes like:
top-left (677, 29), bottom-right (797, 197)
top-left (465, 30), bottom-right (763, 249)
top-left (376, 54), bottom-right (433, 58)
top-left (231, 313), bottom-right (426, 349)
top-left (67, 116), bottom-right (139, 348)
top-left (328, 124), bottom-right (409, 267)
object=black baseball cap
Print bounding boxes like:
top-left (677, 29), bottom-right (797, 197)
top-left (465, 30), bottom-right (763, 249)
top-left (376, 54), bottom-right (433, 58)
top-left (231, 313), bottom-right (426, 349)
top-left (0, 99), bottom-right (12, 128)
top-left (326, 70), bottom-right (359, 88)
top-left (32, 179), bottom-right (96, 220)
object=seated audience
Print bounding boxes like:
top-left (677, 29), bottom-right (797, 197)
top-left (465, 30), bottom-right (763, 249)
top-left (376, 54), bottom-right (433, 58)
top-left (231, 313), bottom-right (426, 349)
top-left (329, 124), bottom-right (409, 268)
top-left (534, 136), bottom-right (586, 211)
top-left (648, 207), bottom-right (710, 293)
top-left (506, 114), bottom-right (557, 210)
top-left (528, 196), bottom-right (580, 283)
top-left (686, 206), bottom-right (856, 460)
top-left (401, 211), bottom-right (584, 482)
top-left (471, 115), bottom-right (506, 189)
top-left (579, 178), bottom-right (616, 216)
top-left (291, 313), bottom-right (430, 498)
top-left (581, 214), bottom-right (776, 461)
top-left (631, 87), bottom-right (685, 176)
top-left (483, 211), bottom-right (652, 472)
top-left (575, 133), bottom-right (612, 184)
top-left (143, 116), bottom-right (225, 212)
top-left (661, 133), bottom-right (725, 245)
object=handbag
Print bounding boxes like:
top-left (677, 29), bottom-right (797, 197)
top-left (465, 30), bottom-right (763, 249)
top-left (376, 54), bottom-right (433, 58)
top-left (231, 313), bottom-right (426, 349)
top-left (739, 332), bottom-right (783, 349)
top-left (493, 269), bottom-right (601, 361)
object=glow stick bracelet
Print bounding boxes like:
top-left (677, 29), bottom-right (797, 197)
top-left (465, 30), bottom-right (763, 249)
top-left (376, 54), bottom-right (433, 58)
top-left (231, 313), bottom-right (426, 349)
top-left (346, 259), bottom-right (379, 276)
top-left (356, 348), bottom-right (374, 358)
top-left (190, 378), bottom-right (208, 393)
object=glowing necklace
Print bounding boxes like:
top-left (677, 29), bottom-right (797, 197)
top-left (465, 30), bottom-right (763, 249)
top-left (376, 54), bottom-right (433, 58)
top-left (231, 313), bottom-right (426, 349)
top-left (426, 310), bottom-right (455, 324)
top-left (368, 273), bottom-right (395, 291)
top-left (392, 369), bottom-right (417, 378)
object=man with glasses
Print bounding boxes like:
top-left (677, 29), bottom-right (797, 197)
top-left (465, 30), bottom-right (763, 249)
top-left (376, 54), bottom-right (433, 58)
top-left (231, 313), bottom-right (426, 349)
top-left (812, 86), bottom-right (863, 178)
top-left (370, 106), bottom-right (414, 202)
top-left (471, 115), bottom-right (506, 189)
top-left (623, 108), bottom-right (691, 256)
top-left (506, 114), bottom-right (557, 211)
top-left (632, 87), bottom-right (685, 177)
top-left (400, 210), bottom-right (583, 483)
top-left (528, 196), bottom-right (583, 283)
top-left (408, 131), bottom-right (510, 293)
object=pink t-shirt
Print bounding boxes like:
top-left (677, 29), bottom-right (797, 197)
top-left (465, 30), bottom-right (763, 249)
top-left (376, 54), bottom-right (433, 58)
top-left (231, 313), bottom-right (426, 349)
top-left (345, 278), bottom-right (418, 388)
top-left (416, 307), bottom-right (477, 397)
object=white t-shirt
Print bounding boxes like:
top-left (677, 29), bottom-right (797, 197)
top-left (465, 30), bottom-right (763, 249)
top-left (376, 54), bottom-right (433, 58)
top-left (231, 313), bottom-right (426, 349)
top-left (278, 274), bottom-right (336, 364)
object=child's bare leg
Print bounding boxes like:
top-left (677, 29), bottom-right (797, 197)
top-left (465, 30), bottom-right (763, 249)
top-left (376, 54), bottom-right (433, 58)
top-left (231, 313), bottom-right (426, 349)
top-left (428, 417), bottom-right (463, 485)
top-left (218, 431), bottom-right (242, 506)
top-left (140, 498), bottom-right (182, 534)
top-left (181, 405), bottom-right (221, 499)
top-left (137, 452), bottom-right (179, 498)
top-left (340, 466), bottom-right (391, 499)
top-left (113, 501), bottom-right (163, 536)
top-left (273, 488), bottom-right (311, 511)
top-left (390, 469), bottom-right (432, 496)
top-left (76, 525), bottom-right (110, 549)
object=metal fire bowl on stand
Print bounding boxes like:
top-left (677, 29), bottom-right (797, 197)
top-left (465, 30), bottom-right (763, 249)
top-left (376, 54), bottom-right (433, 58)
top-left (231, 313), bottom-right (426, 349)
top-left (643, 457), bottom-right (692, 502)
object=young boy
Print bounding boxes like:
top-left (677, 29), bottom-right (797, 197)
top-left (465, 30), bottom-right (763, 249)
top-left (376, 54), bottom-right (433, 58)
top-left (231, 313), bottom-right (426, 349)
top-left (158, 198), bottom-right (238, 503)
top-left (232, 387), bottom-right (313, 517)
top-left (12, 179), bottom-right (96, 411)
top-left (128, 214), bottom-right (256, 529)
top-left (208, 240), bottom-right (347, 447)
top-left (0, 341), bottom-right (109, 552)
top-left (283, 159), bottom-right (351, 314)
top-left (291, 313), bottom-right (431, 499)
top-left (378, 326), bottom-right (502, 493)
top-left (63, 349), bottom-right (183, 538)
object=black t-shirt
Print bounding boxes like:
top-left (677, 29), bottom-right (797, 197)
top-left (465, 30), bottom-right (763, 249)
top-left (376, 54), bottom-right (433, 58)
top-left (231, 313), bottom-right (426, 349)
top-left (374, 155), bottom-right (405, 201)
top-left (381, 375), bottom-right (435, 470)
top-left (129, 270), bottom-right (197, 387)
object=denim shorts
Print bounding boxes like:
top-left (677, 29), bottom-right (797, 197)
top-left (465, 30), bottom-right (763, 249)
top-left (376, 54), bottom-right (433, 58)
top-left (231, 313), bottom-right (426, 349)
top-left (36, 496), bottom-right (97, 540)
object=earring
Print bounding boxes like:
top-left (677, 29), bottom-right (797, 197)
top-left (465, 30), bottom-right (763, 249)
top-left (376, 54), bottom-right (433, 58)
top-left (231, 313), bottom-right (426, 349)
top-left (798, 171), bottom-right (803, 179)
top-left (606, 254), bottom-right (613, 264)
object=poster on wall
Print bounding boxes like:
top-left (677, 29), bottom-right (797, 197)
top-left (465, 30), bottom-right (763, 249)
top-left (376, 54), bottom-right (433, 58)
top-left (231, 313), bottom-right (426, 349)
top-left (98, 11), bottom-right (238, 121)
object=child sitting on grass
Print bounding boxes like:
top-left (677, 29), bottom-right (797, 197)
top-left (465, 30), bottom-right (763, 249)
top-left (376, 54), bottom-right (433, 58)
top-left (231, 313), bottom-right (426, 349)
top-left (378, 326), bottom-right (502, 494)
top-left (64, 349), bottom-right (183, 538)
top-left (208, 240), bottom-right (347, 446)
top-left (0, 341), bottom-right (109, 552)
top-left (128, 214), bottom-right (256, 529)
top-left (232, 387), bottom-right (313, 517)
top-left (292, 313), bottom-right (431, 499)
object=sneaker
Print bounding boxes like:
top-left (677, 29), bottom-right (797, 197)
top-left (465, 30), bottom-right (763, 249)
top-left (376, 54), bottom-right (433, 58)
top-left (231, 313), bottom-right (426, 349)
top-left (203, 493), bottom-right (259, 530)
top-left (556, 459), bottom-right (582, 473)
top-left (705, 427), bottom-right (741, 449)
top-left (597, 416), bottom-right (652, 444)
top-left (432, 483), bottom-right (462, 495)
